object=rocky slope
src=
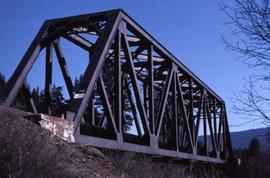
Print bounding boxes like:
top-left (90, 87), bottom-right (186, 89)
top-left (0, 106), bottom-right (226, 178)
top-left (0, 106), bottom-right (126, 177)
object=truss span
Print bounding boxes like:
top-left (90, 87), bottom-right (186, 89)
top-left (4, 9), bottom-right (232, 164)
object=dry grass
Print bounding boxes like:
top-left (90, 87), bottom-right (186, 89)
top-left (0, 106), bottom-right (227, 177)
top-left (0, 106), bottom-right (126, 177)
top-left (103, 149), bottom-right (226, 178)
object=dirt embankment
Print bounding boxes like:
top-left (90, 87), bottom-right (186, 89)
top-left (0, 106), bottom-right (225, 178)
top-left (0, 106), bottom-right (126, 178)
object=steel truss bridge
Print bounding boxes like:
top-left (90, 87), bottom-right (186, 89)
top-left (4, 9), bottom-right (233, 164)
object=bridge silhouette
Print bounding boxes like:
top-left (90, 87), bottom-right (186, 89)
top-left (4, 9), bottom-right (232, 164)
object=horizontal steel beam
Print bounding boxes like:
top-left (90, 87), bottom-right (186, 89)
top-left (75, 134), bottom-right (225, 164)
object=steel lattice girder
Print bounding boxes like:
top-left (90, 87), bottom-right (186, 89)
top-left (4, 9), bottom-right (233, 164)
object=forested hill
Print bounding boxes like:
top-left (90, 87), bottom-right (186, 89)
top-left (198, 127), bottom-right (270, 149)
top-left (230, 127), bottom-right (270, 149)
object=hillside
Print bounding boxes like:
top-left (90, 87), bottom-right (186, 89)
top-left (198, 127), bottom-right (270, 150)
top-left (230, 127), bottom-right (270, 149)
top-left (0, 106), bottom-right (127, 177)
top-left (0, 106), bottom-right (228, 177)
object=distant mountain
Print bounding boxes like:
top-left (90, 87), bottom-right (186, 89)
top-left (230, 127), bottom-right (270, 149)
top-left (198, 127), bottom-right (270, 150)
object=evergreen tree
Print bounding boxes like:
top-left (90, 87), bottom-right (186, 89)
top-left (36, 90), bottom-right (47, 113)
top-left (30, 84), bottom-right (65, 116)
top-left (0, 73), bottom-right (6, 97)
top-left (74, 75), bottom-right (83, 93)
top-left (50, 84), bottom-right (65, 116)
top-left (235, 137), bottom-right (270, 178)
top-left (246, 138), bottom-right (261, 158)
top-left (31, 86), bottom-right (40, 106)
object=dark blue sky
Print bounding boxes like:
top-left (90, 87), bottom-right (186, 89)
top-left (0, 0), bottom-right (262, 131)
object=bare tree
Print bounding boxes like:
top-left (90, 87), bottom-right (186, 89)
top-left (232, 78), bottom-right (270, 125)
top-left (222, 0), bottom-right (270, 125)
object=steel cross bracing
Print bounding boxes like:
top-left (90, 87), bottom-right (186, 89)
top-left (4, 9), bottom-right (233, 164)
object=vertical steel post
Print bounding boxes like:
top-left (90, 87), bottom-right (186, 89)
top-left (45, 43), bottom-right (53, 115)
top-left (148, 45), bottom-right (154, 134)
